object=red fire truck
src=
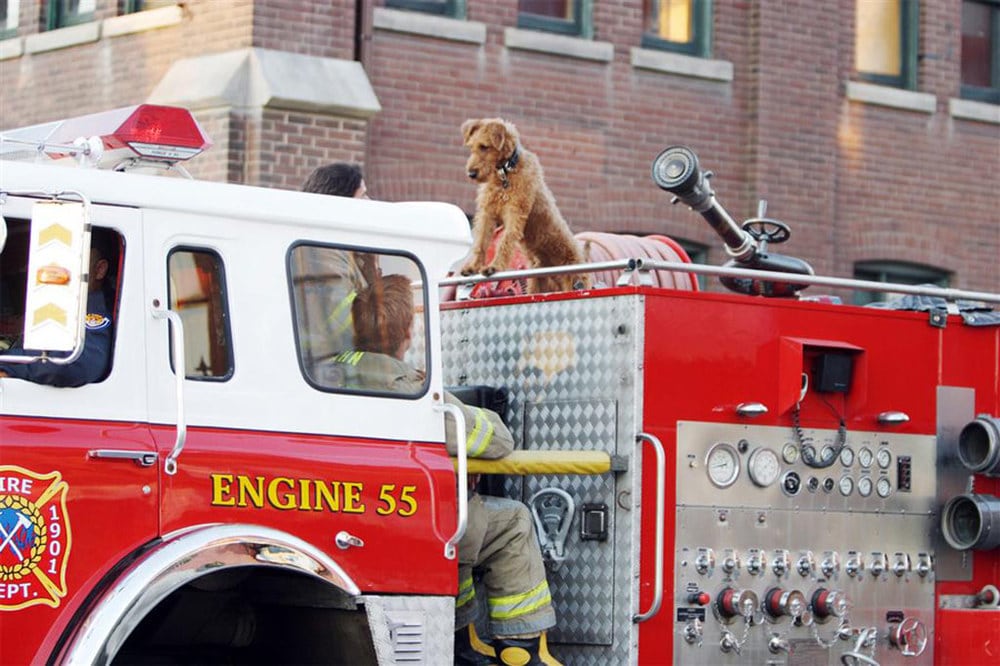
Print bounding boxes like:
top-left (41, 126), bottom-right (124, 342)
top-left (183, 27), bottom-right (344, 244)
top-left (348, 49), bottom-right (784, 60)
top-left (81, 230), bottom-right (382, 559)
top-left (1, 105), bottom-right (998, 665)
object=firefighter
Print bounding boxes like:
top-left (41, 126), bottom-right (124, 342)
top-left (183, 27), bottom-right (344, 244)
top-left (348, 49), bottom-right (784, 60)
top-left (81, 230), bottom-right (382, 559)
top-left (340, 273), bottom-right (561, 666)
top-left (0, 228), bottom-right (116, 387)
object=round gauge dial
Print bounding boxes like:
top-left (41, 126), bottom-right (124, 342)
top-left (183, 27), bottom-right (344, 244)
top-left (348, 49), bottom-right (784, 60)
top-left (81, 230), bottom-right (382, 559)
top-left (839, 447), bottom-right (855, 467)
top-left (857, 476), bottom-right (873, 497)
top-left (820, 446), bottom-right (836, 465)
top-left (876, 448), bottom-right (892, 469)
top-left (782, 442), bottom-right (799, 465)
top-left (748, 448), bottom-right (781, 487)
top-left (876, 477), bottom-right (892, 498)
top-left (839, 476), bottom-right (854, 496)
top-left (706, 443), bottom-right (741, 488)
top-left (858, 447), bottom-right (874, 468)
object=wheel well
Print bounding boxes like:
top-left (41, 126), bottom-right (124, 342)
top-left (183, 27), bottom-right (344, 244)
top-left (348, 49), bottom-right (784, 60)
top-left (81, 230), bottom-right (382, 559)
top-left (113, 566), bottom-right (377, 665)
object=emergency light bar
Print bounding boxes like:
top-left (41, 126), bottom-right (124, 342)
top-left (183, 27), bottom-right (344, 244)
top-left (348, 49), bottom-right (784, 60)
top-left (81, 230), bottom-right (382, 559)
top-left (0, 104), bottom-right (212, 170)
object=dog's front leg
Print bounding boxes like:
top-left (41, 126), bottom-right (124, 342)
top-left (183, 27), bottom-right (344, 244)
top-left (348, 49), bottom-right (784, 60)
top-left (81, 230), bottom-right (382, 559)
top-left (487, 207), bottom-right (528, 277)
top-left (460, 211), bottom-right (492, 275)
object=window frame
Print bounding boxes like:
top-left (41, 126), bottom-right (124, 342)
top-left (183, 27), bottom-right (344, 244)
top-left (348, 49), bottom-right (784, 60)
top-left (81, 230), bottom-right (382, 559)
top-left (1, 0), bottom-right (20, 40)
top-left (385, 0), bottom-right (463, 18)
top-left (852, 259), bottom-right (950, 305)
top-left (640, 0), bottom-right (713, 58)
top-left (960, 0), bottom-right (1000, 104)
top-left (46, 0), bottom-right (96, 30)
top-left (287, 241), bottom-right (431, 400)
top-left (517, 0), bottom-right (588, 38)
top-left (166, 246), bottom-right (235, 382)
top-left (856, 0), bottom-right (920, 90)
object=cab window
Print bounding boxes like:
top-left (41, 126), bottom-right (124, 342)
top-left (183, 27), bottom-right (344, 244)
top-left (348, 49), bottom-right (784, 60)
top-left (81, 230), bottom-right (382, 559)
top-left (288, 244), bottom-right (429, 397)
top-left (167, 248), bottom-right (233, 380)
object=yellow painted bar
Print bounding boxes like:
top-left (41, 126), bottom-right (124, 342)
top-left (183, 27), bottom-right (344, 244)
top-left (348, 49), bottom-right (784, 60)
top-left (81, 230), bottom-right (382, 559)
top-left (455, 450), bottom-right (612, 475)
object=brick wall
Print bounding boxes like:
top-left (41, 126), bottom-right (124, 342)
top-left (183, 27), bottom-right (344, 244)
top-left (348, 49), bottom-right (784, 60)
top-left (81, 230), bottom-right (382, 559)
top-left (0, 1), bottom-right (996, 291)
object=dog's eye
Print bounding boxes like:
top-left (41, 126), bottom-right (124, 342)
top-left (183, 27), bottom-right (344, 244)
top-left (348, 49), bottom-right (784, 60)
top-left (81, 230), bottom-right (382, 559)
top-left (477, 144), bottom-right (488, 152)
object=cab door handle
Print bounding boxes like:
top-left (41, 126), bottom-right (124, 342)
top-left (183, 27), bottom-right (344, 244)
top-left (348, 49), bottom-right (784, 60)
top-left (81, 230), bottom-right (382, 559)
top-left (88, 449), bottom-right (157, 467)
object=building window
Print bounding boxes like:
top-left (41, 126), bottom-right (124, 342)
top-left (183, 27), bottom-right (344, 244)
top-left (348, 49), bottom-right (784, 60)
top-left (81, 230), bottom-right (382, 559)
top-left (46, 0), bottom-right (96, 29)
top-left (961, 0), bottom-right (1000, 103)
top-left (290, 245), bottom-right (429, 397)
top-left (123, 0), bottom-right (176, 12)
top-left (853, 260), bottom-right (950, 305)
top-left (673, 238), bottom-right (709, 290)
top-left (1, 0), bottom-right (20, 39)
top-left (167, 248), bottom-right (234, 380)
top-left (641, 0), bottom-right (712, 57)
top-left (518, 0), bottom-right (586, 37)
top-left (855, 0), bottom-right (919, 89)
top-left (385, 0), bottom-right (462, 17)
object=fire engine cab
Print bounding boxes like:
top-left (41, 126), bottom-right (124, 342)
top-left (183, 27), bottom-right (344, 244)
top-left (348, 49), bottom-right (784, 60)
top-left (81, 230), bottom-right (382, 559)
top-left (1, 106), bottom-right (998, 666)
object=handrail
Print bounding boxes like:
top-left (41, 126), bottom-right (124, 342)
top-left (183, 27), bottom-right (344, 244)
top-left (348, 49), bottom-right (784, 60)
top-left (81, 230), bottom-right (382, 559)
top-left (436, 402), bottom-right (468, 560)
top-left (151, 304), bottom-right (187, 476)
top-left (633, 432), bottom-right (665, 623)
top-left (437, 256), bottom-right (1000, 305)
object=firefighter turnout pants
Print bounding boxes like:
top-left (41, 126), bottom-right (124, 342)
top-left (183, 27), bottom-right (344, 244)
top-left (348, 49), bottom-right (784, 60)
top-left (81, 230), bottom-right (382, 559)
top-left (456, 494), bottom-right (557, 637)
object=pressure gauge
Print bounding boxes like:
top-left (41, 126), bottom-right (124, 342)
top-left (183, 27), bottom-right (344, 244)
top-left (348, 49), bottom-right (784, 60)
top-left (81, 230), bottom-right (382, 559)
top-left (820, 446), bottom-right (836, 465)
top-left (839, 447), bottom-right (855, 467)
top-left (748, 448), bottom-right (781, 487)
top-left (858, 447), bottom-right (874, 468)
top-left (857, 476), bottom-right (873, 497)
top-left (876, 448), bottom-right (892, 469)
top-left (782, 442), bottom-right (799, 465)
top-left (876, 477), bottom-right (892, 498)
top-left (706, 443), bottom-right (741, 488)
top-left (838, 476), bottom-right (854, 496)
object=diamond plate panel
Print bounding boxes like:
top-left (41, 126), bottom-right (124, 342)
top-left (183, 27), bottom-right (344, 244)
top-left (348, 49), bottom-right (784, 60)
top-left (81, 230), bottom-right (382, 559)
top-left (442, 295), bottom-right (648, 665)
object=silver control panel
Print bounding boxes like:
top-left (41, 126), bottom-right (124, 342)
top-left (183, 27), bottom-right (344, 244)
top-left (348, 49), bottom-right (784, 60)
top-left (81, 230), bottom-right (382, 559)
top-left (674, 421), bottom-right (936, 665)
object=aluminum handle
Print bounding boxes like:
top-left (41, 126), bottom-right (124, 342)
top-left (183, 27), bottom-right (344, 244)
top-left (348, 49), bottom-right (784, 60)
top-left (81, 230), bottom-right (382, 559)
top-left (151, 304), bottom-right (187, 476)
top-left (436, 402), bottom-right (467, 560)
top-left (88, 449), bottom-right (157, 467)
top-left (634, 432), bottom-right (666, 623)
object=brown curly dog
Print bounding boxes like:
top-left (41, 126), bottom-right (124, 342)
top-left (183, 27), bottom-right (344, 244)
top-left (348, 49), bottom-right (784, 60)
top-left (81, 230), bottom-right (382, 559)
top-left (460, 118), bottom-right (588, 294)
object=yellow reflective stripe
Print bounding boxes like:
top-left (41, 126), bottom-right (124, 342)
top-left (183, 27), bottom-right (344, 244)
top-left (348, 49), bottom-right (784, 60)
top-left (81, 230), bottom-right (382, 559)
top-left (328, 290), bottom-right (358, 335)
top-left (466, 408), bottom-right (494, 457)
top-left (487, 580), bottom-right (552, 620)
top-left (456, 575), bottom-right (476, 608)
top-left (335, 351), bottom-right (364, 366)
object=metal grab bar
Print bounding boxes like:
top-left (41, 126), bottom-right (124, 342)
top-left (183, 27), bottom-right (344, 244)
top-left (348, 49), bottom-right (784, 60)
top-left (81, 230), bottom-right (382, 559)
top-left (436, 402), bottom-right (467, 560)
top-left (633, 432), bottom-right (666, 623)
top-left (88, 449), bottom-right (157, 467)
top-left (151, 304), bottom-right (187, 476)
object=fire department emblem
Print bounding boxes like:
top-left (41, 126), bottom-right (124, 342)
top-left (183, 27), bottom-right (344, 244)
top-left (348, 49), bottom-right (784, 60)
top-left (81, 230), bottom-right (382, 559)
top-left (0, 466), bottom-right (72, 611)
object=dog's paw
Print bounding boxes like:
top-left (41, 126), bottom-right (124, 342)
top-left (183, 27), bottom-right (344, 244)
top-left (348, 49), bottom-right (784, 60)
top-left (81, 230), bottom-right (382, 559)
top-left (482, 265), bottom-right (498, 277)
top-left (460, 263), bottom-right (479, 276)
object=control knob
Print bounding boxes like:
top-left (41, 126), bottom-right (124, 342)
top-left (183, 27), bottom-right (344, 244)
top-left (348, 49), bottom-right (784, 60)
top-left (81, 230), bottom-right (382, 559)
top-left (716, 587), bottom-right (759, 620)
top-left (869, 552), bottom-right (888, 578)
top-left (915, 553), bottom-right (933, 578)
top-left (892, 552), bottom-right (911, 577)
top-left (845, 552), bottom-right (864, 578)
top-left (722, 550), bottom-right (741, 575)
top-left (771, 549), bottom-right (790, 577)
top-left (797, 550), bottom-right (815, 577)
top-left (695, 547), bottom-right (715, 576)
top-left (811, 588), bottom-right (849, 620)
top-left (764, 587), bottom-right (806, 620)
top-left (746, 549), bottom-right (767, 576)
top-left (821, 551), bottom-right (840, 578)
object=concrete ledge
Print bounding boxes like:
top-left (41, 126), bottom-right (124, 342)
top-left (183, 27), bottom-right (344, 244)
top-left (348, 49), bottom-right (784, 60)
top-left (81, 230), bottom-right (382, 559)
top-left (846, 81), bottom-right (936, 114)
top-left (949, 98), bottom-right (1000, 125)
top-left (149, 47), bottom-right (381, 118)
top-left (373, 7), bottom-right (485, 44)
top-left (504, 27), bottom-right (613, 63)
top-left (0, 37), bottom-right (23, 61)
top-left (25, 21), bottom-right (100, 54)
top-left (630, 47), bottom-right (733, 82)
top-left (103, 4), bottom-right (183, 39)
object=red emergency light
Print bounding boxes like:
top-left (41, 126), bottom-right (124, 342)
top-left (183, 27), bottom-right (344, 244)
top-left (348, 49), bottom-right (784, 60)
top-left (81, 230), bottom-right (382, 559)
top-left (1, 104), bottom-right (213, 168)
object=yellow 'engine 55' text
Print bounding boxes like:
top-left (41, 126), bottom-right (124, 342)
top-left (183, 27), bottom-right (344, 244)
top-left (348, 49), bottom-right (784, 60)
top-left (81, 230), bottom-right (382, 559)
top-left (210, 473), bottom-right (418, 516)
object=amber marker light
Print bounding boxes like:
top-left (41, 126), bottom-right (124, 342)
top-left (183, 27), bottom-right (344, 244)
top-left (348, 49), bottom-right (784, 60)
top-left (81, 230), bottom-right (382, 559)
top-left (36, 264), bottom-right (72, 285)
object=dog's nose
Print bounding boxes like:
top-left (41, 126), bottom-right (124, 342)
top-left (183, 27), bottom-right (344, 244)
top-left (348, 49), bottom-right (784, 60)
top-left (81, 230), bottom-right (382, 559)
top-left (467, 169), bottom-right (478, 179)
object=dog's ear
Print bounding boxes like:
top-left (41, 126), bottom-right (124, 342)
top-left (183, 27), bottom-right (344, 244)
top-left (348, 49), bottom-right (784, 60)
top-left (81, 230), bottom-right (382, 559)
top-left (487, 121), bottom-right (508, 152)
top-left (496, 120), bottom-right (519, 157)
top-left (461, 119), bottom-right (481, 145)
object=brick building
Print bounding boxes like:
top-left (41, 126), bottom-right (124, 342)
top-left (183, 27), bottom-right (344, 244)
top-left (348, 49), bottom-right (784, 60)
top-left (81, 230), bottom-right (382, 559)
top-left (1, 1), bottom-right (997, 297)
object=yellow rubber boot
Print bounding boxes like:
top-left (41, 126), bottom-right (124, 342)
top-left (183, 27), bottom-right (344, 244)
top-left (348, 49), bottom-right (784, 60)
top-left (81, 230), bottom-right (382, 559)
top-left (494, 631), bottom-right (562, 666)
top-left (454, 623), bottom-right (496, 665)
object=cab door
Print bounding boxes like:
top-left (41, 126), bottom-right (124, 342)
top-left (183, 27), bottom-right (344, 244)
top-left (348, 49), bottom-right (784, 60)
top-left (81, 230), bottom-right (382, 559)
top-left (0, 200), bottom-right (158, 664)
